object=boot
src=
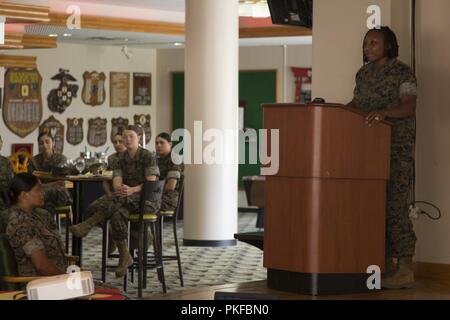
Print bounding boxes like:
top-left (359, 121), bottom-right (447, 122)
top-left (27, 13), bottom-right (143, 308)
top-left (70, 211), bottom-right (104, 238)
top-left (382, 257), bottom-right (398, 279)
top-left (382, 256), bottom-right (415, 289)
top-left (115, 240), bottom-right (133, 278)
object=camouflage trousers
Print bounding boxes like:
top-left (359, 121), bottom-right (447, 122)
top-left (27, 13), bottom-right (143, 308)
top-left (386, 145), bottom-right (417, 258)
top-left (160, 190), bottom-right (179, 212)
top-left (86, 193), bottom-right (160, 242)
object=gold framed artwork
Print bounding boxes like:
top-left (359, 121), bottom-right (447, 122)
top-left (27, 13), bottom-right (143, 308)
top-left (110, 72), bottom-right (130, 107)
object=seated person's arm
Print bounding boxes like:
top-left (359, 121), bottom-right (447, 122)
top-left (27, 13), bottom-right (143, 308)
top-left (102, 180), bottom-right (113, 198)
top-left (30, 249), bottom-right (65, 276)
top-left (113, 175), bottom-right (123, 193)
top-left (165, 179), bottom-right (177, 192)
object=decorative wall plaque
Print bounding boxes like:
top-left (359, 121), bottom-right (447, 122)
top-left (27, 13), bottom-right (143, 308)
top-left (39, 116), bottom-right (64, 154)
top-left (133, 73), bottom-right (151, 106)
top-left (111, 117), bottom-right (129, 142)
top-left (82, 71), bottom-right (106, 106)
top-left (134, 114), bottom-right (151, 145)
top-left (3, 68), bottom-right (43, 137)
top-left (110, 72), bottom-right (130, 107)
top-left (87, 117), bottom-right (107, 147)
top-left (66, 118), bottom-right (83, 146)
top-left (47, 68), bottom-right (79, 113)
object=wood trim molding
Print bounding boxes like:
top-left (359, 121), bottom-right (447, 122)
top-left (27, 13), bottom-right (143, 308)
top-left (46, 12), bottom-right (312, 38)
top-left (414, 262), bottom-right (450, 281)
top-left (240, 26), bottom-right (312, 38)
top-left (47, 12), bottom-right (185, 35)
top-left (0, 2), bottom-right (50, 23)
top-left (1, 33), bottom-right (57, 50)
top-left (0, 55), bottom-right (37, 68)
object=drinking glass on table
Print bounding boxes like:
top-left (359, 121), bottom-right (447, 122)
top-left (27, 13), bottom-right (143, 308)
top-left (75, 158), bottom-right (85, 175)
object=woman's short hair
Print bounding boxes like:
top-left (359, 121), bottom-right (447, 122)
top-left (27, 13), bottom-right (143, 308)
top-left (364, 26), bottom-right (399, 63)
top-left (8, 173), bottom-right (39, 205)
top-left (124, 125), bottom-right (143, 136)
top-left (156, 132), bottom-right (172, 143)
top-left (37, 131), bottom-right (54, 143)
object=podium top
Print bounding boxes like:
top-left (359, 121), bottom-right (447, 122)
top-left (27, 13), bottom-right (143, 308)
top-left (262, 103), bottom-right (392, 126)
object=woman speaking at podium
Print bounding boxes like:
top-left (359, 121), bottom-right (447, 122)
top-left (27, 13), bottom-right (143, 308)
top-left (347, 26), bottom-right (417, 289)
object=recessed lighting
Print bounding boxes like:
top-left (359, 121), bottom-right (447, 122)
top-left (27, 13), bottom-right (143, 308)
top-left (48, 34), bottom-right (58, 37)
top-left (63, 33), bottom-right (72, 37)
top-left (174, 42), bottom-right (183, 47)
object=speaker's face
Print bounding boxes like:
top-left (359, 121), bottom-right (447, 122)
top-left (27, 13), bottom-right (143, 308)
top-left (363, 31), bottom-right (386, 64)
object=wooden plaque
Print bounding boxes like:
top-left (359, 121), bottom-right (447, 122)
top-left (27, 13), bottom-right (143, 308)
top-left (133, 73), bottom-right (151, 106)
top-left (110, 72), bottom-right (130, 107)
top-left (39, 115), bottom-right (64, 154)
top-left (3, 68), bottom-right (43, 137)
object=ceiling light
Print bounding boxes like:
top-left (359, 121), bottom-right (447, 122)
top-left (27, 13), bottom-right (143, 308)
top-left (63, 33), bottom-right (72, 37)
top-left (239, 0), bottom-right (271, 18)
top-left (48, 34), bottom-right (58, 37)
top-left (174, 42), bottom-right (183, 47)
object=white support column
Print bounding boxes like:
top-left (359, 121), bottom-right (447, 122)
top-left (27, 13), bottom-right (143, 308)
top-left (183, 0), bottom-right (239, 246)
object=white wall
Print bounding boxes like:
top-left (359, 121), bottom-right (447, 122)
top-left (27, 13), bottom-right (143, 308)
top-left (156, 44), bottom-right (312, 133)
top-left (414, 0), bottom-right (450, 264)
top-left (0, 43), bottom-right (157, 160)
top-left (312, 0), bottom-right (394, 103)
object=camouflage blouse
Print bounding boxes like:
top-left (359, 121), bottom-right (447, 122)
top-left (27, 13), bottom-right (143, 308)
top-left (0, 156), bottom-right (14, 212)
top-left (27, 153), bottom-right (67, 174)
top-left (107, 152), bottom-right (121, 171)
top-left (0, 156), bottom-right (14, 190)
top-left (6, 206), bottom-right (67, 276)
top-left (112, 148), bottom-right (160, 187)
top-left (353, 58), bottom-right (417, 146)
top-left (158, 152), bottom-right (184, 182)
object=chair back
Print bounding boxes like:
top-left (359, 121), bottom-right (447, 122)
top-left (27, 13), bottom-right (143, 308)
top-left (0, 233), bottom-right (21, 291)
top-left (174, 176), bottom-right (184, 217)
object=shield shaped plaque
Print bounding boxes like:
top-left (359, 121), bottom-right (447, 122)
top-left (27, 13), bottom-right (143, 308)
top-left (47, 68), bottom-right (79, 113)
top-left (111, 117), bottom-right (129, 142)
top-left (82, 71), bottom-right (106, 106)
top-left (134, 114), bottom-right (151, 145)
top-left (66, 118), bottom-right (83, 146)
top-left (88, 117), bottom-right (107, 147)
top-left (3, 68), bottom-right (43, 138)
top-left (39, 116), bottom-right (64, 154)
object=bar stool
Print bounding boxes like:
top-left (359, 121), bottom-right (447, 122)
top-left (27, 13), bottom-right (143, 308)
top-left (101, 180), bottom-right (166, 298)
top-left (155, 178), bottom-right (184, 287)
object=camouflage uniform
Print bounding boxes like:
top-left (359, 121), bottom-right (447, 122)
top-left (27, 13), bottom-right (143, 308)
top-left (353, 58), bottom-right (417, 258)
top-left (102, 148), bottom-right (160, 241)
top-left (0, 155), bottom-right (15, 213)
top-left (6, 206), bottom-right (67, 276)
top-left (27, 153), bottom-right (67, 174)
top-left (84, 152), bottom-right (122, 221)
top-left (27, 153), bottom-right (72, 215)
top-left (158, 152), bottom-right (184, 211)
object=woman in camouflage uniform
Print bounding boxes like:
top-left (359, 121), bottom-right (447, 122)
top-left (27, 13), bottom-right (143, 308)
top-left (27, 132), bottom-right (72, 215)
top-left (347, 26), bottom-right (417, 289)
top-left (155, 132), bottom-right (184, 212)
top-left (6, 173), bottom-right (67, 276)
top-left (28, 132), bottom-right (67, 174)
top-left (71, 125), bottom-right (160, 278)
top-left (82, 132), bottom-right (126, 255)
top-left (0, 135), bottom-right (15, 214)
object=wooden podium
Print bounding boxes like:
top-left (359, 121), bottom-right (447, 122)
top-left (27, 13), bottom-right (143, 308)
top-left (262, 103), bottom-right (392, 295)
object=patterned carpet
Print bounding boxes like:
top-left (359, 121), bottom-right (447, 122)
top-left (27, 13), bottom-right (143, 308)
top-left (69, 192), bottom-right (266, 298)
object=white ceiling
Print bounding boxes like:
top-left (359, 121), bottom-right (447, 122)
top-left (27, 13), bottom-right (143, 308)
top-left (10, 0), bottom-right (312, 49)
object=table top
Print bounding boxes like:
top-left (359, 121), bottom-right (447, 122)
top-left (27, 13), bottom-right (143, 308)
top-left (34, 171), bottom-right (112, 182)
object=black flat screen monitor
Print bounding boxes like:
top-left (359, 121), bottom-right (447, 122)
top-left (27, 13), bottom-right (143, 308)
top-left (268, 0), bottom-right (313, 29)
